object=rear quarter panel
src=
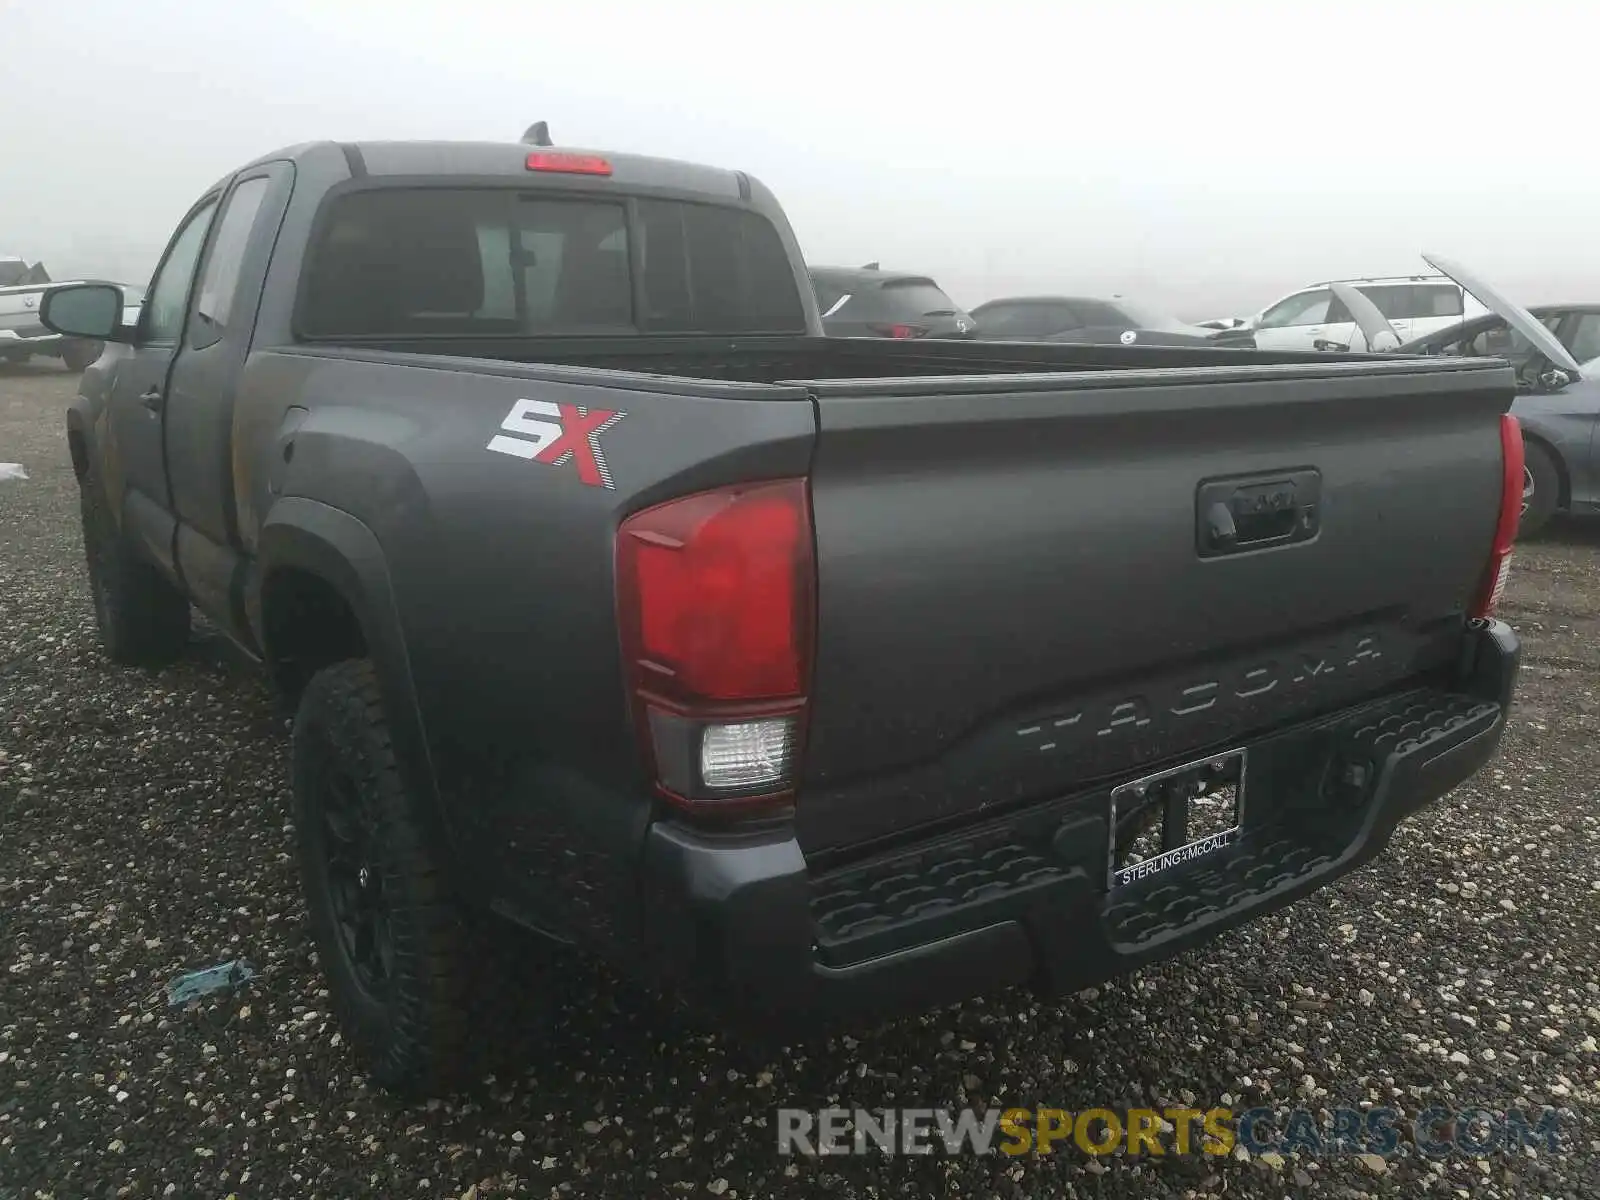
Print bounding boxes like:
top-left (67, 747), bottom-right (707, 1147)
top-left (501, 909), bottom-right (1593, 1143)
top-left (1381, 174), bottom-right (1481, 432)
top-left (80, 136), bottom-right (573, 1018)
top-left (238, 349), bottom-right (816, 949)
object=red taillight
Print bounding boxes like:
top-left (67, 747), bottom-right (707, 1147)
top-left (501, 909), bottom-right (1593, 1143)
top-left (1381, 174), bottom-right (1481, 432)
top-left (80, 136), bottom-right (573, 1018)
top-left (874, 323), bottom-right (928, 339)
top-left (526, 152), bottom-right (612, 176)
top-left (1470, 414), bottom-right (1524, 619)
top-left (616, 480), bottom-right (814, 813)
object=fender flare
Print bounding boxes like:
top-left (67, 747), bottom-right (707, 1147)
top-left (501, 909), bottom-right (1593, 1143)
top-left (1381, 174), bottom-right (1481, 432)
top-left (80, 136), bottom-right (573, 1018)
top-left (65, 397), bottom-right (94, 480)
top-left (254, 496), bottom-right (443, 831)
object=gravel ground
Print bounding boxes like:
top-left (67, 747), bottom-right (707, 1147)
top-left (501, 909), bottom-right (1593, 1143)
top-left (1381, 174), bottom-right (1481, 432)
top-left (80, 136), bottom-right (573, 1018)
top-left (3, 361), bottom-right (1598, 1200)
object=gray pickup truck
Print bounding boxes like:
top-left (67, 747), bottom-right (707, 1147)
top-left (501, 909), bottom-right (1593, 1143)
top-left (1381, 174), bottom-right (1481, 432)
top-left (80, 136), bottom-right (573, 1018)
top-left (40, 135), bottom-right (1524, 1095)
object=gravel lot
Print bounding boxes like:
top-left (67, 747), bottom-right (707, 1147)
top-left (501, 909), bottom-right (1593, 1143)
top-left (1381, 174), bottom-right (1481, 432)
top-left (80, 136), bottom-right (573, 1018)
top-left (3, 362), bottom-right (1598, 1199)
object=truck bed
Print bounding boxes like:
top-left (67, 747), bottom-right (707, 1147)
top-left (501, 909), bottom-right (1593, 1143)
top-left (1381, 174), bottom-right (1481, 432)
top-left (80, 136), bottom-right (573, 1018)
top-left (287, 332), bottom-right (1438, 386)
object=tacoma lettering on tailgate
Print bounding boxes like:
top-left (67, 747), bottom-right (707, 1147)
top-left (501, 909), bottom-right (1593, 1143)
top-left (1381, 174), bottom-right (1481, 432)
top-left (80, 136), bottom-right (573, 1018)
top-left (1017, 631), bottom-right (1383, 752)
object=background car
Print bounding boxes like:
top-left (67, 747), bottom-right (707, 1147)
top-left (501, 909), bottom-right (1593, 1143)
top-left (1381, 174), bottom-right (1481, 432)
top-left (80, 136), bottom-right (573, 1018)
top-left (0, 256), bottom-right (51, 287)
top-left (1342, 255), bottom-right (1600, 536)
top-left (808, 264), bottom-right (976, 338)
top-left (0, 259), bottom-right (103, 371)
top-left (968, 294), bottom-right (1255, 346)
top-left (1399, 303), bottom-right (1600, 370)
top-left (1247, 274), bottom-right (1487, 352)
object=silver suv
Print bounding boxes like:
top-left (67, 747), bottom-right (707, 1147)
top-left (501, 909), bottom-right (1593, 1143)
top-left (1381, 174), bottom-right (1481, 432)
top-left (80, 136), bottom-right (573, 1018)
top-left (1247, 274), bottom-right (1489, 353)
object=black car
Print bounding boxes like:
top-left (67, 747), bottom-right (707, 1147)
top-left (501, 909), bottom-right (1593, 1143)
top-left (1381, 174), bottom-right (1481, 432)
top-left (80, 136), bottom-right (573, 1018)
top-left (969, 295), bottom-right (1256, 347)
top-left (808, 264), bottom-right (975, 339)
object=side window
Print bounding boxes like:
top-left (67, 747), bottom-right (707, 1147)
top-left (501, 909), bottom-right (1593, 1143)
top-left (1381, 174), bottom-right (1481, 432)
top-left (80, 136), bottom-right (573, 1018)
top-left (1361, 285), bottom-right (1464, 321)
top-left (1565, 314), bottom-right (1600, 364)
top-left (474, 223), bottom-right (515, 319)
top-left (145, 199), bottom-right (219, 343)
top-left (524, 199), bottom-right (630, 330)
top-left (1257, 289), bottom-right (1331, 329)
top-left (1069, 300), bottom-right (1132, 327)
top-left (1466, 323), bottom-right (1508, 355)
top-left (519, 228), bottom-right (568, 321)
top-left (1414, 285), bottom-right (1464, 318)
top-left (1468, 321), bottom-right (1533, 358)
top-left (1360, 286), bottom-right (1412, 320)
top-left (1036, 304), bottom-right (1081, 334)
top-left (469, 220), bottom-right (574, 320)
top-left (191, 177), bottom-right (272, 346)
top-left (977, 304), bottom-right (1077, 337)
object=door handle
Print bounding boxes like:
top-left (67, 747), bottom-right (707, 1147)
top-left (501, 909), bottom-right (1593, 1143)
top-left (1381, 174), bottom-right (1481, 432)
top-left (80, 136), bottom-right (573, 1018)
top-left (140, 387), bottom-right (163, 413)
top-left (1197, 469), bottom-right (1323, 558)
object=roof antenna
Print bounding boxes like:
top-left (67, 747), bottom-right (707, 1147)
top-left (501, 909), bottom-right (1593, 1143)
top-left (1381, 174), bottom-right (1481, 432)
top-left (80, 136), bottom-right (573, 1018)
top-left (521, 121), bottom-right (553, 147)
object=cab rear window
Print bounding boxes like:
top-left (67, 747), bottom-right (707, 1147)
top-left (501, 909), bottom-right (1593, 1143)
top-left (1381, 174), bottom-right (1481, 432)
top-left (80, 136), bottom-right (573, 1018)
top-left (297, 187), bottom-right (807, 338)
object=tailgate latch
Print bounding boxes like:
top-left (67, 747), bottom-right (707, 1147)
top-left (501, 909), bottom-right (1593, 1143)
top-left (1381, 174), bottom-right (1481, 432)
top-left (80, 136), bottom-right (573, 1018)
top-left (1197, 468), bottom-right (1322, 558)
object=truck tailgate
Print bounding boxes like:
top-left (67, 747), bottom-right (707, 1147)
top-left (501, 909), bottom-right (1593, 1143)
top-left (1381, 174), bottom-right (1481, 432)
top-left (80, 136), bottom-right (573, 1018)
top-left (793, 357), bottom-right (1513, 854)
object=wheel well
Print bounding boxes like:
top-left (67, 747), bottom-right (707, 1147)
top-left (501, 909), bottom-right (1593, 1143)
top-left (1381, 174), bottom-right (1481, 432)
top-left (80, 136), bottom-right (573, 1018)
top-left (66, 427), bottom-right (89, 480)
top-left (1524, 433), bottom-right (1569, 510)
top-left (260, 567), bottom-right (367, 703)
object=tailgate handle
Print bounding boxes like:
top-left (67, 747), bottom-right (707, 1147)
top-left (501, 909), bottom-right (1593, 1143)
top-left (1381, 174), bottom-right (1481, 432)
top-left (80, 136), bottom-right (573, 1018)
top-left (1197, 469), bottom-right (1321, 558)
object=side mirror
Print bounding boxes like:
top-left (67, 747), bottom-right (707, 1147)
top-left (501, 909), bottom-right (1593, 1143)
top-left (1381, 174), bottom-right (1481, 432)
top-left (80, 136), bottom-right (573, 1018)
top-left (1538, 368), bottom-right (1572, 392)
top-left (41, 283), bottom-right (129, 341)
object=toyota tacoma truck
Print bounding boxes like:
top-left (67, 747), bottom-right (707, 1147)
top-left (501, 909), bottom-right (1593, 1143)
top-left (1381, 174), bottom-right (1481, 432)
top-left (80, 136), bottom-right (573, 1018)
top-left (40, 135), bottom-right (1524, 1094)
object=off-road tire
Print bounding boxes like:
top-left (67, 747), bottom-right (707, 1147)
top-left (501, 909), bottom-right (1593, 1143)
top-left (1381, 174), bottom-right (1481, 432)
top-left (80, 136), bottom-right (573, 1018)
top-left (292, 659), bottom-right (483, 1095)
top-left (79, 469), bottom-right (191, 665)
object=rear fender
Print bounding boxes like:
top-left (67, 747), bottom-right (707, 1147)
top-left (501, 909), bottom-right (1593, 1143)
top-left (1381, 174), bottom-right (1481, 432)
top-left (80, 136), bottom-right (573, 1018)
top-left (254, 497), bottom-right (450, 868)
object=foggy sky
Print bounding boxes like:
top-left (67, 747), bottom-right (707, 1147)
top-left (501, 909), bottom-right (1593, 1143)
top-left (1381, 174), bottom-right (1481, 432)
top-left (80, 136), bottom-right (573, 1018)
top-left (6, 0), bottom-right (1598, 320)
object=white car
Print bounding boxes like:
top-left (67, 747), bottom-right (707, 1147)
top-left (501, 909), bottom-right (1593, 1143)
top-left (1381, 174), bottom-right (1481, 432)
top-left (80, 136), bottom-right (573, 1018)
top-left (0, 257), bottom-right (102, 371)
top-left (1245, 275), bottom-right (1488, 353)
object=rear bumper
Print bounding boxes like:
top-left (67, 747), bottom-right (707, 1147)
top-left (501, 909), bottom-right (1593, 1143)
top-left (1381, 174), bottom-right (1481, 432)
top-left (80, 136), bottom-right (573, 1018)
top-left (0, 327), bottom-right (63, 355)
top-left (638, 618), bottom-right (1519, 1027)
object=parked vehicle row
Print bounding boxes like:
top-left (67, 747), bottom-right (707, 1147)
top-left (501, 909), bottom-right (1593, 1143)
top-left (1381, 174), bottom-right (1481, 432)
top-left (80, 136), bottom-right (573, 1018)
top-left (966, 294), bottom-right (1255, 348)
top-left (812, 254), bottom-right (1597, 539)
top-left (807, 268), bottom-right (1490, 357)
top-left (36, 128), bottom-right (1523, 1096)
top-left (807, 265), bottom-right (1254, 348)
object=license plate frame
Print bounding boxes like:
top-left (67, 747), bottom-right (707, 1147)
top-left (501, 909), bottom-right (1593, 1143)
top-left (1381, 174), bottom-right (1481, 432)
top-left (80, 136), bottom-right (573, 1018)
top-left (1107, 749), bottom-right (1247, 891)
